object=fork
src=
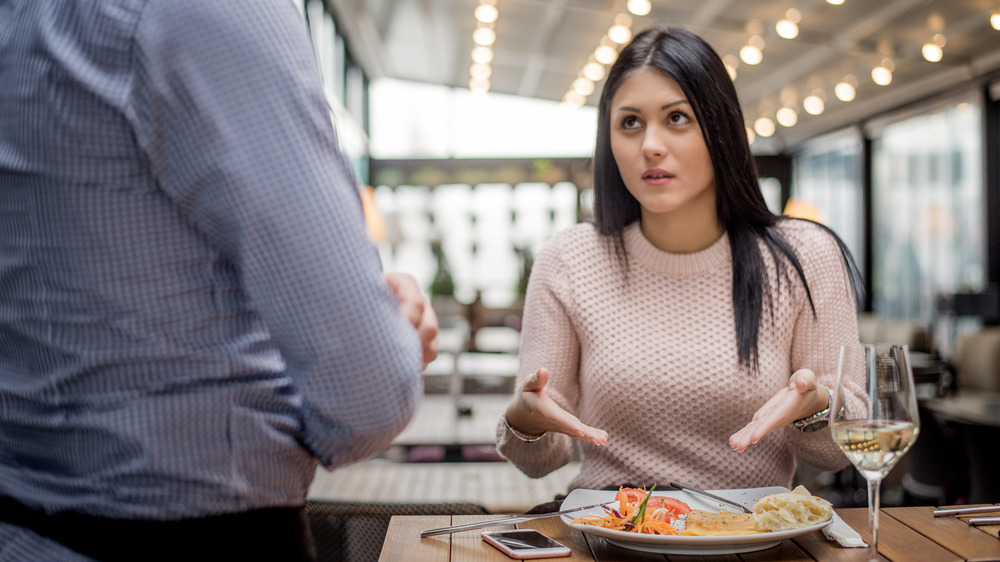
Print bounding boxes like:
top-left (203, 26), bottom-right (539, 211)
top-left (668, 481), bottom-right (753, 513)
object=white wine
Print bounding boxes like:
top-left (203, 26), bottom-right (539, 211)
top-left (830, 420), bottom-right (918, 479)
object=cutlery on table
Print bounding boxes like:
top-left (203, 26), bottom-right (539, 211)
top-left (419, 501), bottom-right (613, 537)
top-left (967, 516), bottom-right (1000, 526)
top-left (668, 481), bottom-right (753, 514)
top-left (933, 505), bottom-right (1000, 517)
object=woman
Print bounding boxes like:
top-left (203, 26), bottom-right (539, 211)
top-left (496, 26), bottom-right (866, 492)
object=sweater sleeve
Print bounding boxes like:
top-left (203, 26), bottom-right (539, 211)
top-left (495, 233), bottom-right (580, 477)
top-left (784, 222), bottom-right (865, 470)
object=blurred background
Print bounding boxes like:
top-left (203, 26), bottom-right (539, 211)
top-left (294, 1), bottom-right (1000, 558)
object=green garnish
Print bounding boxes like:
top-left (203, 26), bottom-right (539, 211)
top-left (630, 484), bottom-right (657, 526)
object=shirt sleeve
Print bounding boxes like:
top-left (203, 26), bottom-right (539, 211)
top-left (785, 222), bottom-right (865, 470)
top-left (129, 0), bottom-right (422, 467)
top-left (495, 234), bottom-right (578, 477)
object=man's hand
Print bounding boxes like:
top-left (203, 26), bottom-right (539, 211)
top-left (729, 369), bottom-right (828, 452)
top-left (384, 273), bottom-right (438, 368)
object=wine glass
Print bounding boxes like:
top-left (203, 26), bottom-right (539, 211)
top-left (831, 343), bottom-right (921, 562)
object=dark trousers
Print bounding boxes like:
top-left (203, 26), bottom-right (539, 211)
top-left (0, 497), bottom-right (317, 561)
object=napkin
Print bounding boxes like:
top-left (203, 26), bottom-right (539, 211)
top-left (822, 513), bottom-right (867, 548)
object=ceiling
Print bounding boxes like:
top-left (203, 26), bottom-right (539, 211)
top-left (329, 0), bottom-right (1000, 152)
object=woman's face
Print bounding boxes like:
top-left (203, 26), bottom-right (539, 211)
top-left (609, 67), bottom-right (716, 226)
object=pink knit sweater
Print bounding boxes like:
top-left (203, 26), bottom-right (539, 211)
top-left (496, 219), bottom-right (865, 492)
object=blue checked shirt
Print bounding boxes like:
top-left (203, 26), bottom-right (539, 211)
top-left (0, 0), bottom-right (422, 554)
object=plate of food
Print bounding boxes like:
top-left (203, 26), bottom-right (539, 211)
top-left (560, 485), bottom-right (834, 555)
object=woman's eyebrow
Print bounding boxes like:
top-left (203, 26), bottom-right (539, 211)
top-left (616, 100), bottom-right (689, 113)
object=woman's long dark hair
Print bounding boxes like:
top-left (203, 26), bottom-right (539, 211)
top-left (592, 26), bottom-right (863, 372)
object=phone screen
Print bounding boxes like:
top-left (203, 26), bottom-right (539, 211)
top-left (481, 530), bottom-right (572, 559)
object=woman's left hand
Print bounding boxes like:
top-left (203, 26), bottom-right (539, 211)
top-left (728, 369), bottom-right (828, 452)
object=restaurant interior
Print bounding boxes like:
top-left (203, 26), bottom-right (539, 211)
top-left (292, 0), bottom-right (1000, 559)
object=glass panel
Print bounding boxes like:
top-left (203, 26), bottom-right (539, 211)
top-left (871, 97), bottom-right (985, 327)
top-left (758, 177), bottom-right (782, 216)
top-left (791, 129), bottom-right (864, 273)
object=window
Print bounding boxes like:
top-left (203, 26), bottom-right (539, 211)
top-left (791, 129), bottom-right (865, 274)
top-left (870, 95), bottom-right (985, 325)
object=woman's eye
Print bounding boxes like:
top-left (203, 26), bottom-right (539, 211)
top-left (668, 111), bottom-right (691, 125)
top-left (620, 115), bottom-right (641, 129)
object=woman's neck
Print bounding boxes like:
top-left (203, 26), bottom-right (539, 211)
top-left (638, 209), bottom-right (724, 254)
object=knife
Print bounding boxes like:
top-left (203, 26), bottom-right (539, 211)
top-left (419, 500), bottom-right (613, 537)
top-left (933, 505), bottom-right (1000, 517)
top-left (668, 481), bottom-right (753, 513)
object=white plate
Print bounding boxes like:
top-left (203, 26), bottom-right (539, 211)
top-left (560, 486), bottom-right (832, 555)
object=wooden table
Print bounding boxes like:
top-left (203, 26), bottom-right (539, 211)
top-left (922, 390), bottom-right (1000, 428)
top-left (380, 506), bottom-right (1000, 561)
top-left (308, 460), bottom-right (579, 514)
top-left (391, 394), bottom-right (510, 449)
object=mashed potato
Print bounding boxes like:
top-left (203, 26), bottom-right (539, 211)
top-left (752, 485), bottom-right (833, 532)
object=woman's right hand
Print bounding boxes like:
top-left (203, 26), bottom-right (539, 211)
top-left (504, 368), bottom-right (609, 445)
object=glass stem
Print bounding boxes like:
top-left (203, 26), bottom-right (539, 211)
top-left (867, 476), bottom-right (882, 562)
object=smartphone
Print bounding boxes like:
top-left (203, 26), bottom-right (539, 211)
top-left (481, 529), bottom-right (572, 559)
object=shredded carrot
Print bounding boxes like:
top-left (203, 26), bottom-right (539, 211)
top-left (571, 487), bottom-right (688, 535)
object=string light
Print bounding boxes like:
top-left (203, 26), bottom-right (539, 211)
top-left (992, 11), bottom-right (1000, 30)
top-left (471, 46), bottom-right (493, 64)
top-left (563, 14), bottom-right (634, 106)
top-left (582, 61), bottom-right (606, 81)
top-left (754, 117), bottom-right (776, 137)
top-left (474, 4), bottom-right (498, 23)
top-left (777, 107), bottom-right (798, 127)
top-left (871, 58), bottom-right (894, 86)
top-left (723, 54), bottom-right (739, 81)
top-left (922, 42), bottom-right (943, 62)
top-left (775, 9), bottom-right (801, 39)
top-left (608, 24), bottom-right (632, 44)
top-left (834, 75), bottom-right (857, 102)
top-left (595, 43), bottom-right (618, 65)
top-left (803, 90), bottom-right (825, 115)
top-left (626, 0), bottom-right (651, 16)
top-left (571, 77), bottom-right (595, 97)
top-left (470, 1), bottom-right (498, 93)
top-left (472, 26), bottom-right (495, 46)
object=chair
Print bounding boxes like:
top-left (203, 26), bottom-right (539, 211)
top-left (305, 500), bottom-right (488, 562)
top-left (951, 327), bottom-right (1000, 392)
top-left (857, 313), bottom-right (929, 352)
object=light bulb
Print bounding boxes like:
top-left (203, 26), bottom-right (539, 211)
top-left (572, 77), bottom-right (595, 97)
top-left (740, 45), bottom-right (763, 65)
top-left (627, 0), bottom-right (651, 16)
top-left (992, 11), bottom-right (1000, 30)
top-left (922, 42), bottom-right (943, 62)
top-left (776, 20), bottom-right (799, 39)
top-left (777, 107), bottom-right (798, 127)
top-left (834, 81), bottom-right (856, 102)
top-left (472, 27), bottom-right (496, 46)
top-left (608, 24), bottom-right (632, 44)
top-left (582, 62), bottom-right (605, 81)
top-left (803, 95), bottom-right (825, 115)
top-left (754, 117), bottom-right (776, 137)
top-left (725, 63), bottom-right (737, 81)
top-left (871, 65), bottom-right (892, 86)
top-left (474, 4), bottom-right (498, 23)
top-left (470, 63), bottom-right (492, 80)
top-left (595, 45), bottom-right (618, 65)
top-left (563, 91), bottom-right (586, 107)
top-left (469, 78), bottom-right (490, 93)
top-left (471, 46), bottom-right (493, 64)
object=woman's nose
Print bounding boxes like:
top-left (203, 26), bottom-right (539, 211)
top-left (642, 128), bottom-right (666, 159)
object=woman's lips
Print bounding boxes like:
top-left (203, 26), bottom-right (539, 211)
top-left (643, 169), bottom-right (674, 185)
